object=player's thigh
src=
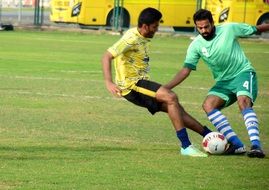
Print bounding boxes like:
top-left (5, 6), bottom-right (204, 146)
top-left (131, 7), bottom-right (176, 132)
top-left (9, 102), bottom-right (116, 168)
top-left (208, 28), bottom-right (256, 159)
top-left (203, 95), bottom-right (226, 112)
top-left (233, 71), bottom-right (258, 102)
top-left (207, 81), bottom-right (237, 108)
top-left (124, 80), bottom-right (162, 114)
top-left (155, 86), bottom-right (177, 103)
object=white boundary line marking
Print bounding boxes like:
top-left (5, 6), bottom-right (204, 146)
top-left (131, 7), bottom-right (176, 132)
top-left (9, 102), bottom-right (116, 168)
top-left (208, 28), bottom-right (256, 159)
top-left (0, 74), bottom-right (209, 89)
top-left (0, 89), bottom-right (263, 108)
top-left (0, 90), bottom-right (204, 105)
top-left (0, 74), bottom-right (101, 82)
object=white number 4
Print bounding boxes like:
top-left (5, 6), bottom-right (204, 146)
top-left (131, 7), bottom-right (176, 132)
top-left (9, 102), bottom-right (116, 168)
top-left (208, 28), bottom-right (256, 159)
top-left (243, 81), bottom-right (249, 90)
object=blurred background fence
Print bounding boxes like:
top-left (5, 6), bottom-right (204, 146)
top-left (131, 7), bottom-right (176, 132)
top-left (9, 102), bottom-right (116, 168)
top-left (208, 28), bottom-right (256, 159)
top-left (0, 0), bottom-right (268, 37)
top-left (0, 0), bottom-right (50, 26)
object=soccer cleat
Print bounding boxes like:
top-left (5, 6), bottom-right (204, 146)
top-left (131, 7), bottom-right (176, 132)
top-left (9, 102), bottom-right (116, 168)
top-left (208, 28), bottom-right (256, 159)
top-left (224, 143), bottom-right (246, 155)
top-left (181, 145), bottom-right (208, 157)
top-left (247, 146), bottom-right (265, 158)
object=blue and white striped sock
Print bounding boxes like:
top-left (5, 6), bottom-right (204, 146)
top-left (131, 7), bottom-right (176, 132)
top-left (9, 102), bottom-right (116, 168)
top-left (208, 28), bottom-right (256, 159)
top-left (207, 109), bottom-right (244, 148)
top-left (242, 108), bottom-right (261, 148)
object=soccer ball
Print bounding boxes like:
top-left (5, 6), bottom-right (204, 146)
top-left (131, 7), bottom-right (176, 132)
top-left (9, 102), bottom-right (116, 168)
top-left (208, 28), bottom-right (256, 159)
top-left (202, 132), bottom-right (228, 154)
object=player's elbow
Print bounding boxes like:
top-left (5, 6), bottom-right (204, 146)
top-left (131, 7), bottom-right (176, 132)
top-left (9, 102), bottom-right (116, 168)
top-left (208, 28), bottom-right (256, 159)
top-left (256, 23), bottom-right (269, 33)
top-left (181, 68), bottom-right (192, 78)
top-left (101, 51), bottom-right (113, 65)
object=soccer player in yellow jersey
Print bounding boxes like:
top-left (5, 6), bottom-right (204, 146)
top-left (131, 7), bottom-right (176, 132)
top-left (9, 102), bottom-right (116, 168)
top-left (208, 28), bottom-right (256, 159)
top-left (102, 7), bottom-right (212, 157)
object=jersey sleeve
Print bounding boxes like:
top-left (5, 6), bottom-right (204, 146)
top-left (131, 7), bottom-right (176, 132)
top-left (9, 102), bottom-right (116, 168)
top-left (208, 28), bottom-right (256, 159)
top-left (183, 41), bottom-right (200, 70)
top-left (107, 36), bottom-right (135, 58)
top-left (230, 23), bottom-right (257, 37)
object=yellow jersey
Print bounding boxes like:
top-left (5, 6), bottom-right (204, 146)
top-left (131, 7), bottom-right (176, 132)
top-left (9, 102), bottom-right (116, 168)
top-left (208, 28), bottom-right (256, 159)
top-left (107, 27), bottom-right (151, 96)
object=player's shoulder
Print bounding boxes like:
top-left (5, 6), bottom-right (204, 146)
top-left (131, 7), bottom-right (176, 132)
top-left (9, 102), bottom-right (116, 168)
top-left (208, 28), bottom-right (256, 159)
top-left (191, 34), bottom-right (203, 44)
top-left (124, 27), bottom-right (137, 35)
top-left (216, 22), bottom-right (234, 30)
top-left (187, 35), bottom-right (202, 50)
top-left (124, 28), bottom-right (142, 38)
top-left (122, 28), bottom-right (141, 43)
top-left (217, 22), bottom-right (252, 30)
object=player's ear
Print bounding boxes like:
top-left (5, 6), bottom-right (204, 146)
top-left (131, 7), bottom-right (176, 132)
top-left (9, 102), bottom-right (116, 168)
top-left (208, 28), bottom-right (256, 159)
top-left (140, 24), bottom-right (149, 34)
top-left (141, 23), bottom-right (148, 30)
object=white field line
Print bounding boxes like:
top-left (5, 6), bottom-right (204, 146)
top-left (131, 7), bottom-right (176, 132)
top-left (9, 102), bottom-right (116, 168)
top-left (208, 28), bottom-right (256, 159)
top-left (0, 69), bottom-right (102, 74)
top-left (2, 73), bottom-right (267, 94)
top-left (0, 74), bottom-right (101, 82)
top-left (57, 70), bottom-right (101, 73)
top-left (0, 74), bottom-right (208, 90)
top-left (9, 74), bottom-right (267, 96)
top-left (1, 90), bottom-right (262, 108)
top-left (0, 89), bottom-right (204, 106)
top-left (9, 90), bottom-right (121, 101)
top-left (5, 36), bottom-right (111, 45)
top-left (0, 74), bottom-right (266, 105)
top-left (1, 89), bottom-right (264, 108)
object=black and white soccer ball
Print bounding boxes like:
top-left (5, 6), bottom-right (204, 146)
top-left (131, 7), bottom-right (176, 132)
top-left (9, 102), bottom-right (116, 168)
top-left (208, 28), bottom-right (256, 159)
top-left (202, 132), bottom-right (228, 154)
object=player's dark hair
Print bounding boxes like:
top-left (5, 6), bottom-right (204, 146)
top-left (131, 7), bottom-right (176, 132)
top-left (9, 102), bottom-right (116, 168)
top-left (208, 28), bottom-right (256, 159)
top-left (193, 9), bottom-right (213, 24)
top-left (138, 7), bottom-right (162, 27)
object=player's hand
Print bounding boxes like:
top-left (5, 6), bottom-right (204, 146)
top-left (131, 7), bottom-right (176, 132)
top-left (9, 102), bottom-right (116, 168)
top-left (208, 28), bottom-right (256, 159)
top-left (105, 81), bottom-right (122, 97)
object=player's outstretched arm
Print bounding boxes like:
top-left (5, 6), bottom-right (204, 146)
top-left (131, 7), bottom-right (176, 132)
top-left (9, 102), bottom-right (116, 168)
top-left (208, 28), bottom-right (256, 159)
top-left (164, 67), bottom-right (192, 89)
top-left (101, 51), bottom-right (121, 97)
top-left (256, 23), bottom-right (269, 33)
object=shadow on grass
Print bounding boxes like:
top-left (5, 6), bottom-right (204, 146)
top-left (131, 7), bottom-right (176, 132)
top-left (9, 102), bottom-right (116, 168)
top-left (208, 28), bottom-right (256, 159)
top-left (0, 145), bottom-right (176, 160)
top-left (0, 145), bottom-right (133, 160)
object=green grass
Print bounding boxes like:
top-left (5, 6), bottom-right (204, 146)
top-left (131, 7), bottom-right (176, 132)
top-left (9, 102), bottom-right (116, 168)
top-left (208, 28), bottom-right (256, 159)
top-left (0, 30), bottom-right (268, 190)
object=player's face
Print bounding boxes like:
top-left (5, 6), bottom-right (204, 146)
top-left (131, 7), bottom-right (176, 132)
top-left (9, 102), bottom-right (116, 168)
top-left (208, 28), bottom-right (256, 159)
top-left (144, 21), bottom-right (159, 38)
top-left (195, 19), bottom-right (214, 37)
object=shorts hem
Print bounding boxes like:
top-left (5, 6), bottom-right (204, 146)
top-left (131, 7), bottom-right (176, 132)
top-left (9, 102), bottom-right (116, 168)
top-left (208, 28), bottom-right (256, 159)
top-left (237, 91), bottom-right (253, 100)
top-left (207, 91), bottom-right (229, 102)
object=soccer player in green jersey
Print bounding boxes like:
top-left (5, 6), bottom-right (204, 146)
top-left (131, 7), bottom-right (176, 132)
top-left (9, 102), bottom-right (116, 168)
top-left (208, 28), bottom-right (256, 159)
top-left (165, 9), bottom-right (269, 158)
top-left (102, 7), bottom-right (212, 157)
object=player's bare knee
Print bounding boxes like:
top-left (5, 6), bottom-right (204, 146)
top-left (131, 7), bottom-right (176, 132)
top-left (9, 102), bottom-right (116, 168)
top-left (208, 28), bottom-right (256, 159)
top-left (202, 101), bottom-right (213, 113)
top-left (237, 96), bottom-right (252, 111)
top-left (167, 91), bottom-right (178, 105)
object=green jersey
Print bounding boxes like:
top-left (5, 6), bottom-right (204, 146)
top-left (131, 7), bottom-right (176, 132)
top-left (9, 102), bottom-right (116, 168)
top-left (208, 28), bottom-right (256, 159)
top-left (184, 23), bottom-right (257, 81)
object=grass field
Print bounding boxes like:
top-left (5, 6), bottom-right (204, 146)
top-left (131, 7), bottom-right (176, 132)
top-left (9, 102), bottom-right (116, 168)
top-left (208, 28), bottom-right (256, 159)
top-left (0, 29), bottom-right (268, 190)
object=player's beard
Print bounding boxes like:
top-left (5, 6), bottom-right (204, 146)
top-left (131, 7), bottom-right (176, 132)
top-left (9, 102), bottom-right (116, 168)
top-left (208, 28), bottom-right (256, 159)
top-left (146, 31), bottom-right (155, 38)
top-left (201, 26), bottom-right (216, 41)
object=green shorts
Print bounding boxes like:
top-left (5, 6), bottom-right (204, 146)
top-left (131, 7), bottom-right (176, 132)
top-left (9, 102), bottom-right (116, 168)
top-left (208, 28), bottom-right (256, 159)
top-left (208, 71), bottom-right (258, 108)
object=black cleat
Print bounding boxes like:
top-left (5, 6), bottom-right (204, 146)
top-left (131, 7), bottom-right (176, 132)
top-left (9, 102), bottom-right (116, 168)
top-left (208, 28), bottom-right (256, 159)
top-left (247, 146), bottom-right (265, 158)
top-left (224, 143), bottom-right (246, 155)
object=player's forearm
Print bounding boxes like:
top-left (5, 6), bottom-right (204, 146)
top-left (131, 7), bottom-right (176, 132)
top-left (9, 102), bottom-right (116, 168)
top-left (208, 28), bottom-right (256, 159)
top-left (256, 23), bottom-right (269, 33)
top-left (164, 68), bottom-right (191, 89)
top-left (103, 64), bottom-right (113, 84)
top-left (101, 52), bottom-right (113, 83)
top-left (164, 78), bottom-right (180, 89)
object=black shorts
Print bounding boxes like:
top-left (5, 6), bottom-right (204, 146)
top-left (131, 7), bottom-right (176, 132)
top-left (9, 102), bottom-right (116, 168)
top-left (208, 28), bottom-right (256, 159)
top-left (123, 80), bottom-right (163, 115)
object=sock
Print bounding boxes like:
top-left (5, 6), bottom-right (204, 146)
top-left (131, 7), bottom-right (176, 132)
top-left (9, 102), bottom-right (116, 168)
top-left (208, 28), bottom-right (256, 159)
top-left (242, 108), bottom-right (261, 148)
top-left (202, 126), bottom-right (212, 137)
top-left (176, 128), bottom-right (191, 149)
top-left (207, 109), bottom-right (244, 148)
